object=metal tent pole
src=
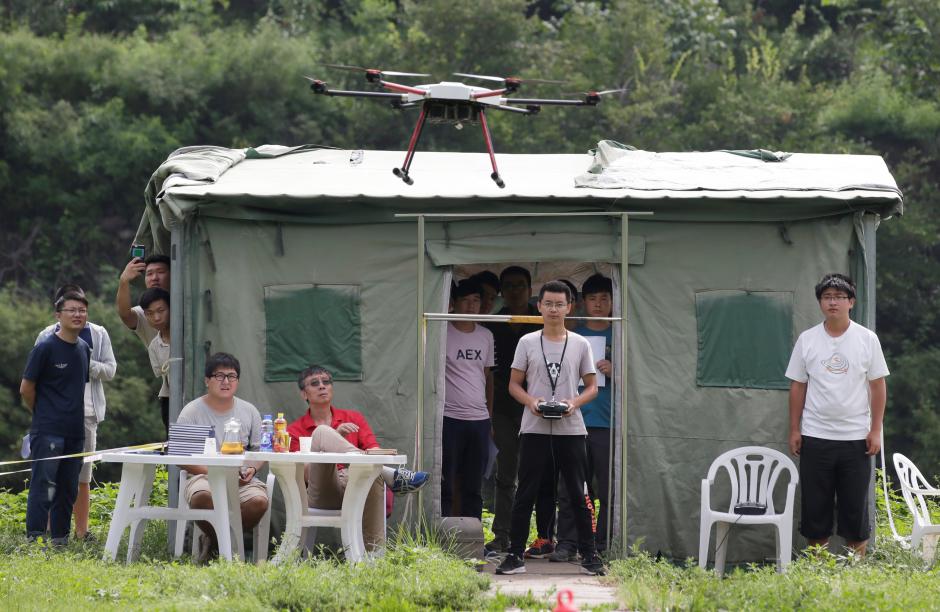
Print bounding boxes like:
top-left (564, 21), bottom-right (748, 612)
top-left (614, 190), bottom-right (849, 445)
top-left (415, 215), bottom-right (425, 517)
top-left (619, 213), bottom-right (629, 554)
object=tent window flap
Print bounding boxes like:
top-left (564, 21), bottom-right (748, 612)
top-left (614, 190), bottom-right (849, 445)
top-left (263, 283), bottom-right (362, 382)
top-left (695, 290), bottom-right (792, 390)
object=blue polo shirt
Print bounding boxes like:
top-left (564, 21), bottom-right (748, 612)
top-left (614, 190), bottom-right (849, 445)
top-left (23, 333), bottom-right (90, 437)
top-left (575, 325), bottom-right (612, 428)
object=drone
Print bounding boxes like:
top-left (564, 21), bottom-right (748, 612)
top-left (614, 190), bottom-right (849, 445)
top-left (305, 64), bottom-right (624, 188)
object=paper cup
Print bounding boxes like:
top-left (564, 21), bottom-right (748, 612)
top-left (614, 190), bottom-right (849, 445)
top-left (299, 436), bottom-right (312, 453)
top-left (204, 438), bottom-right (217, 455)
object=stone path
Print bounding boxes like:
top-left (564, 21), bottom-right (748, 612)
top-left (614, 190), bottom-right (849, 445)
top-left (485, 557), bottom-right (623, 610)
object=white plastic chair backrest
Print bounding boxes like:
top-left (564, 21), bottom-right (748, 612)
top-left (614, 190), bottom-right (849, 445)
top-left (893, 453), bottom-right (934, 526)
top-left (705, 446), bottom-right (797, 514)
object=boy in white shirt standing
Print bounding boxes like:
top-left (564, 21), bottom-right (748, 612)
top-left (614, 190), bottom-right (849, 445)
top-left (786, 273), bottom-right (889, 556)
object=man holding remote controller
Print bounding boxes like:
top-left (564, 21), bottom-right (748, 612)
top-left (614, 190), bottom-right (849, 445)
top-left (496, 280), bottom-right (604, 576)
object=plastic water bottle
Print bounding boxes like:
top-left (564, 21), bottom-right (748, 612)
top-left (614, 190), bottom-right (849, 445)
top-left (260, 414), bottom-right (274, 452)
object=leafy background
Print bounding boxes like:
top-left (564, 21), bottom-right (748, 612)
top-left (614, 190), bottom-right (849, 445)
top-left (0, 0), bottom-right (938, 485)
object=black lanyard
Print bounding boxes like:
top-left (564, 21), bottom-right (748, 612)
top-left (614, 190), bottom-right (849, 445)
top-left (540, 331), bottom-right (568, 401)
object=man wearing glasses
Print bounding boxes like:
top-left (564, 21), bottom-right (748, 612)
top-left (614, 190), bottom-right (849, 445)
top-left (35, 284), bottom-right (116, 541)
top-left (496, 280), bottom-right (605, 576)
top-left (21, 291), bottom-right (91, 545)
top-left (286, 365), bottom-right (429, 551)
top-left (786, 273), bottom-right (889, 557)
top-left (177, 352), bottom-right (269, 562)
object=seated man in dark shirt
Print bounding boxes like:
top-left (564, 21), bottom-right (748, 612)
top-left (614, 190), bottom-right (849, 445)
top-left (287, 365), bottom-right (429, 550)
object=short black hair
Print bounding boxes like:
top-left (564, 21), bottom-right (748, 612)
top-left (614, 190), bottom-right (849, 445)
top-left (53, 284), bottom-right (85, 306)
top-left (559, 279), bottom-right (579, 303)
top-left (814, 273), bottom-right (856, 300)
top-left (499, 265), bottom-right (532, 287)
top-left (581, 273), bottom-right (613, 298)
top-left (139, 287), bottom-right (171, 310)
top-left (472, 270), bottom-right (499, 292)
top-left (205, 352), bottom-right (240, 378)
top-left (144, 254), bottom-right (171, 268)
top-left (539, 280), bottom-right (572, 303)
top-left (297, 365), bottom-right (332, 389)
top-left (452, 278), bottom-right (484, 300)
top-left (55, 291), bottom-right (88, 311)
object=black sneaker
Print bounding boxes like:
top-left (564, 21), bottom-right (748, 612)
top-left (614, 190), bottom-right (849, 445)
top-left (495, 553), bottom-right (526, 575)
top-left (549, 547), bottom-right (578, 562)
top-left (580, 553), bottom-right (606, 576)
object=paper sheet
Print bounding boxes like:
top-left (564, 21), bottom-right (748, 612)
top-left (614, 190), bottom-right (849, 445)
top-left (586, 335), bottom-right (607, 387)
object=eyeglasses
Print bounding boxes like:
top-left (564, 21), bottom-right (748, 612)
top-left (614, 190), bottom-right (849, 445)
top-left (306, 378), bottom-right (333, 387)
top-left (821, 295), bottom-right (851, 302)
top-left (209, 373), bottom-right (239, 382)
top-left (59, 308), bottom-right (88, 316)
top-left (501, 281), bottom-right (529, 290)
top-left (540, 301), bottom-right (568, 311)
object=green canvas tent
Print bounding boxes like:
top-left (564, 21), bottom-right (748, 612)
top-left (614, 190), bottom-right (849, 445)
top-left (136, 140), bottom-right (902, 561)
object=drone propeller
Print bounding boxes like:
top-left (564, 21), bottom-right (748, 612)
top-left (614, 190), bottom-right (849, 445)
top-left (563, 88), bottom-right (628, 97)
top-left (453, 72), bottom-right (566, 85)
top-left (324, 63), bottom-right (431, 78)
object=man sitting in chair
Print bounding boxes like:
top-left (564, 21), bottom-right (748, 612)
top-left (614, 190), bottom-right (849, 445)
top-left (178, 352), bottom-right (269, 562)
top-left (287, 365), bottom-right (429, 551)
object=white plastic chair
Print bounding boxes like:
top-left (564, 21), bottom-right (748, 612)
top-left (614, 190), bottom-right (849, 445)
top-left (174, 469), bottom-right (276, 564)
top-left (699, 446), bottom-right (798, 575)
top-left (892, 453), bottom-right (940, 561)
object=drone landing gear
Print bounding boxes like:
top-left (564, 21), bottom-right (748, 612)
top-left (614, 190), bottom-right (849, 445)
top-left (479, 109), bottom-right (505, 188)
top-left (393, 106), bottom-right (428, 185)
top-left (393, 103), bottom-right (506, 188)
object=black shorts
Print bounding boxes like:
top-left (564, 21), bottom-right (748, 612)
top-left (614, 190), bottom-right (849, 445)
top-left (799, 435), bottom-right (872, 542)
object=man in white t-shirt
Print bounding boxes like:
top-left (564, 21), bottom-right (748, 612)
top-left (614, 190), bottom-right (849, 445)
top-left (786, 273), bottom-right (889, 557)
top-left (441, 278), bottom-right (495, 520)
top-left (495, 280), bottom-right (604, 577)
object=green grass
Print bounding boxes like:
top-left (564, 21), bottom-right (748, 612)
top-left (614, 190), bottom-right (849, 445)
top-left (608, 541), bottom-right (940, 611)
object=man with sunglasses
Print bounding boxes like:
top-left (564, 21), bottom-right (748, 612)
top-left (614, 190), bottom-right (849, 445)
top-left (177, 352), bottom-right (269, 562)
top-left (786, 273), bottom-right (889, 557)
top-left (287, 365), bottom-right (429, 551)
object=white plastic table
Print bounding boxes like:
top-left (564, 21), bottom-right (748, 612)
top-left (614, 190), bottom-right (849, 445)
top-left (101, 452), bottom-right (246, 563)
top-left (245, 451), bottom-right (405, 564)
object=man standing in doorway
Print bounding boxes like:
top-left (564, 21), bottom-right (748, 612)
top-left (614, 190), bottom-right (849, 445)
top-left (552, 273), bottom-right (613, 560)
top-left (495, 280), bottom-right (604, 576)
top-left (441, 278), bottom-right (495, 519)
top-left (786, 273), bottom-right (888, 557)
top-left (21, 291), bottom-right (91, 545)
top-left (484, 266), bottom-right (541, 556)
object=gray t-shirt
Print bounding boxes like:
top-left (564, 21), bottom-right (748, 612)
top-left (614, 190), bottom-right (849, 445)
top-left (511, 330), bottom-right (596, 436)
top-left (444, 323), bottom-right (495, 420)
top-left (177, 396), bottom-right (262, 452)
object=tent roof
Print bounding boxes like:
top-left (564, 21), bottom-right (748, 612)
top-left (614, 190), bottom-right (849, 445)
top-left (159, 144), bottom-right (902, 203)
top-left (138, 142), bottom-right (903, 246)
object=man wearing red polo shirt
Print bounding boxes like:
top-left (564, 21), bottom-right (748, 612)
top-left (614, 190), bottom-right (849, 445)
top-left (287, 365), bottom-right (428, 550)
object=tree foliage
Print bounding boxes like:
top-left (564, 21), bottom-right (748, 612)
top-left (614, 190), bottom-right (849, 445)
top-left (0, 0), bottom-right (938, 477)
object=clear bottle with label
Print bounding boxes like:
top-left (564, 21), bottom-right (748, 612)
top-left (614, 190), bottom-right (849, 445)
top-left (260, 414), bottom-right (274, 452)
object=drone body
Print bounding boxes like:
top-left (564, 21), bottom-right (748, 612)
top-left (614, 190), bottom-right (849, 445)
top-left (306, 66), bottom-right (622, 188)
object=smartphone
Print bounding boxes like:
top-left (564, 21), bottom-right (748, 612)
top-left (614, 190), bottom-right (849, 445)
top-left (131, 244), bottom-right (146, 260)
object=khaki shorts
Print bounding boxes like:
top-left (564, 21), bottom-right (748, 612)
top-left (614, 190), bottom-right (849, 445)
top-left (79, 416), bottom-right (97, 484)
top-left (183, 473), bottom-right (268, 505)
